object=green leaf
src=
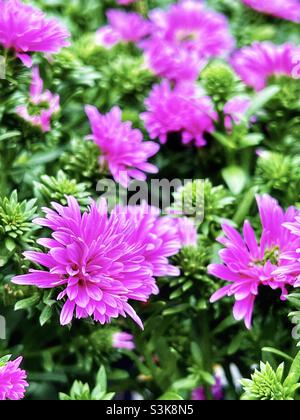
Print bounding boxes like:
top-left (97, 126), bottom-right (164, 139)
top-left (158, 392), bottom-right (183, 400)
top-left (245, 85), bottom-right (280, 118)
top-left (39, 306), bottom-right (53, 326)
top-left (262, 347), bottom-right (293, 363)
top-left (0, 354), bottom-right (11, 366)
top-left (5, 238), bottom-right (16, 252)
top-left (222, 166), bottom-right (248, 195)
top-left (96, 366), bottom-right (107, 394)
top-left (14, 294), bottom-right (40, 311)
top-left (0, 131), bottom-right (21, 142)
top-left (284, 351), bottom-right (300, 387)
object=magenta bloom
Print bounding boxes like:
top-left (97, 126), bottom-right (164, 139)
top-left (192, 376), bottom-right (223, 400)
top-left (232, 42), bottom-right (300, 91)
top-left (175, 217), bottom-right (198, 247)
top-left (85, 105), bottom-right (159, 188)
top-left (112, 332), bottom-right (135, 350)
top-left (142, 0), bottom-right (234, 82)
top-left (0, 357), bottom-right (28, 400)
top-left (224, 96), bottom-right (253, 131)
top-left (0, 0), bottom-right (70, 67)
top-left (142, 80), bottom-right (216, 147)
top-left (242, 0), bottom-right (300, 23)
top-left (12, 197), bottom-right (180, 328)
top-left (96, 10), bottom-right (151, 48)
top-left (143, 37), bottom-right (207, 83)
top-left (274, 216), bottom-right (300, 286)
top-left (16, 66), bottom-right (60, 133)
top-left (209, 195), bottom-right (300, 329)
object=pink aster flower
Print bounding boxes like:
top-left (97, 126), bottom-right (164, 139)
top-left (192, 376), bottom-right (223, 400)
top-left (209, 195), bottom-right (300, 329)
top-left (0, 0), bottom-right (70, 67)
top-left (12, 197), bottom-right (180, 328)
top-left (242, 0), bottom-right (300, 23)
top-left (274, 216), bottom-right (300, 286)
top-left (16, 66), bottom-right (60, 132)
top-left (231, 42), bottom-right (300, 91)
top-left (175, 217), bottom-right (198, 247)
top-left (224, 96), bottom-right (253, 131)
top-left (96, 10), bottom-right (151, 48)
top-left (0, 356), bottom-right (28, 400)
top-left (112, 332), bottom-right (135, 350)
top-left (117, 202), bottom-right (181, 278)
top-left (142, 80), bottom-right (216, 147)
top-left (85, 105), bottom-right (159, 188)
top-left (142, 0), bottom-right (234, 82)
top-left (142, 37), bottom-right (207, 83)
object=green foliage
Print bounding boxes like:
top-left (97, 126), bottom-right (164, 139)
top-left (60, 138), bottom-right (101, 183)
top-left (255, 151), bottom-right (300, 204)
top-left (34, 170), bottom-right (91, 206)
top-left (202, 61), bottom-right (236, 104)
top-left (0, 191), bottom-right (37, 266)
top-left (59, 366), bottom-right (115, 400)
top-left (241, 355), bottom-right (300, 400)
top-left (172, 179), bottom-right (235, 228)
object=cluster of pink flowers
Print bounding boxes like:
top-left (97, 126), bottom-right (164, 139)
top-left (13, 197), bottom-right (181, 328)
top-left (16, 66), bottom-right (60, 132)
top-left (142, 0), bottom-right (234, 83)
top-left (0, 356), bottom-right (28, 400)
top-left (96, 9), bottom-right (151, 48)
top-left (142, 81), bottom-right (216, 147)
top-left (85, 105), bottom-right (159, 188)
top-left (242, 0), bottom-right (300, 23)
top-left (0, 0), bottom-right (70, 67)
top-left (232, 42), bottom-right (300, 91)
top-left (209, 195), bottom-right (300, 329)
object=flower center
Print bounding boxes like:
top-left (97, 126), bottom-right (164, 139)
top-left (176, 30), bottom-right (198, 43)
top-left (253, 246), bottom-right (280, 267)
top-left (28, 101), bottom-right (50, 116)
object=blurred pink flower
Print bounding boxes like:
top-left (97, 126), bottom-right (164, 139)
top-left (224, 96), bottom-right (253, 131)
top-left (13, 197), bottom-right (181, 328)
top-left (175, 217), bottom-right (198, 247)
top-left (192, 376), bottom-right (223, 400)
top-left (0, 0), bottom-right (70, 67)
top-left (142, 0), bottom-right (234, 82)
top-left (112, 332), bottom-right (135, 350)
top-left (16, 66), bottom-right (60, 132)
top-left (231, 42), bottom-right (300, 91)
top-left (96, 10), bottom-right (151, 47)
top-left (0, 357), bottom-right (28, 401)
top-left (85, 105), bottom-right (159, 188)
top-left (142, 38), bottom-right (207, 83)
top-left (242, 0), bottom-right (300, 23)
top-left (209, 195), bottom-right (300, 329)
top-left (142, 80), bottom-right (216, 147)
